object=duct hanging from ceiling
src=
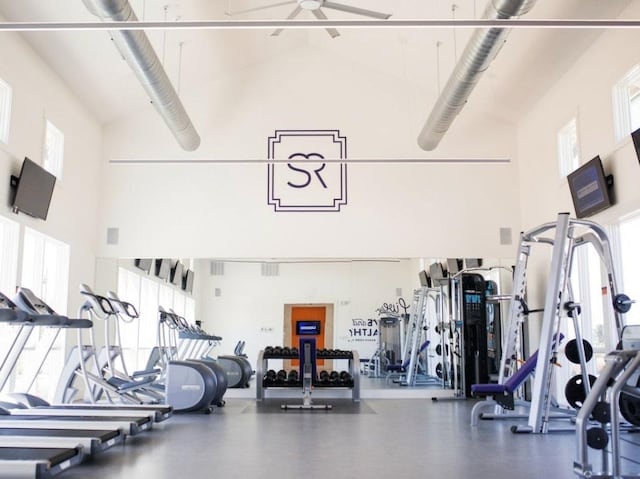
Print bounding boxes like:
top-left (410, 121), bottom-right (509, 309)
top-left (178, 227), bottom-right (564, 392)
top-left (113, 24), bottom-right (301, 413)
top-left (83, 0), bottom-right (201, 151)
top-left (417, 0), bottom-right (537, 151)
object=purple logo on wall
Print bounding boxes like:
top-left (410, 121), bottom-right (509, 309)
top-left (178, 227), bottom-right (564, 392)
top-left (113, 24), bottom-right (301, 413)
top-left (267, 130), bottom-right (348, 212)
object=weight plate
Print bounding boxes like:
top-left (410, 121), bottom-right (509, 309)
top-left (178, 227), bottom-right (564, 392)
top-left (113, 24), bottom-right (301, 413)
top-left (591, 401), bottom-right (611, 424)
top-left (564, 339), bottom-right (594, 364)
top-left (613, 293), bottom-right (632, 314)
top-left (435, 344), bottom-right (442, 356)
top-left (586, 427), bottom-right (609, 450)
top-left (619, 391), bottom-right (640, 426)
top-left (565, 374), bottom-right (597, 410)
top-left (435, 363), bottom-right (443, 379)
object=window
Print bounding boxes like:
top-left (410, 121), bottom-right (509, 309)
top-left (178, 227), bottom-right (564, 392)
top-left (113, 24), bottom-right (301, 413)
top-left (619, 214), bottom-right (640, 326)
top-left (43, 119), bottom-right (64, 178)
top-left (613, 64), bottom-right (640, 141)
top-left (557, 117), bottom-right (579, 177)
top-left (16, 228), bottom-right (70, 401)
top-left (0, 215), bottom-right (20, 392)
top-left (0, 78), bottom-right (12, 144)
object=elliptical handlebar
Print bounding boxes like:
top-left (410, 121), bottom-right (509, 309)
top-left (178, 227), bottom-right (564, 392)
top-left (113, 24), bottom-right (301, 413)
top-left (79, 283), bottom-right (116, 319)
top-left (107, 291), bottom-right (139, 322)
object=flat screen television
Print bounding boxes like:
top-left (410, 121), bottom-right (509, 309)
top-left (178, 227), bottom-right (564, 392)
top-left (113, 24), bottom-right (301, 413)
top-left (418, 270), bottom-right (431, 288)
top-left (429, 262), bottom-right (447, 285)
top-left (155, 258), bottom-right (171, 280)
top-left (170, 261), bottom-right (183, 285)
top-left (11, 157), bottom-right (56, 220)
top-left (183, 269), bottom-right (194, 293)
top-left (464, 258), bottom-right (482, 269)
top-left (296, 320), bottom-right (321, 336)
top-left (567, 156), bottom-right (613, 218)
top-left (134, 258), bottom-right (153, 274)
top-left (447, 258), bottom-right (462, 275)
top-left (632, 127), bottom-right (640, 163)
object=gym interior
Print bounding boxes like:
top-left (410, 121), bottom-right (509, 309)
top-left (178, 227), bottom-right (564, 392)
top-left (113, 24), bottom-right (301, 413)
top-left (0, 1), bottom-right (640, 478)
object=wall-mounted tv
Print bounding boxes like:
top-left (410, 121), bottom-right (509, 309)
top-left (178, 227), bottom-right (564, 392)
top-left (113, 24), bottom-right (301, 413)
top-left (429, 262), bottom-right (447, 285)
top-left (632, 127), bottom-right (640, 163)
top-left (134, 258), bottom-right (153, 274)
top-left (418, 270), bottom-right (431, 288)
top-left (170, 261), bottom-right (183, 286)
top-left (447, 258), bottom-right (463, 275)
top-left (464, 258), bottom-right (482, 269)
top-left (155, 258), bottom-right (171, 280)
top-left (183, 269), bottom-right (194, 293)
top-left (10, 157), bottom-right (56, 220)
top-left (567, 155), bottom-right (613, 218)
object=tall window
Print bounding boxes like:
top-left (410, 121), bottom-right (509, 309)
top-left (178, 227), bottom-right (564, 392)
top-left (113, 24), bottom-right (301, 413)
top-left (43, 119), bottom-right (64, 178)
top-left (619, 214), bottom-right (640, 326)
top-left (0, 78), bottom-right (12, 144)
top-left (557, 117), bottom-right (579, 177)
top-left (16, 228), bottom-right (70, 400)
top-left (613, 64), bottom-right (640, 141)
top-left (0, 215), bottom-right (20, 392)
top-left (117, 266), bottom-right (197, 371)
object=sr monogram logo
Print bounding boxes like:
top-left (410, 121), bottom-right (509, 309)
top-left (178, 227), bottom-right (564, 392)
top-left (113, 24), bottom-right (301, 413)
top-left (267, 130), bottom-right (348, 212)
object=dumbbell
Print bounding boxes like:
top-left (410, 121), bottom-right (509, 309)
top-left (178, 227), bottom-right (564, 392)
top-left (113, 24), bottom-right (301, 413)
top-left (273, 346), bottom-right (283, 356)
top-left (287, 370), bottom-right (299, 383)
top-left (291, 347), bottom-right (299, 357)
top-left (613, 293), bottom-right (634, 314)
top-left (329, 371), bottom-right (340, 383)
top-left (264, 369), bottom-right (276, 386)
top-left (282, 346), bottom-right (291, 356)
top-left (319, 370), bottom-right (330, 384)
top-left (276, 369), bottom-right (287, 384)
top-left (339, 371), bottom-right (353, 385)
top-left (264, 346), bottom-right (273, 356)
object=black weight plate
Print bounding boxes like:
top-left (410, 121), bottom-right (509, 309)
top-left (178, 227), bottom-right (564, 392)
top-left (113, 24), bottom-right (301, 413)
top-left (619, 392), bottom-right (640, 426)
top-left (435, 363), bottom-right (443, 379)
top-left (591, 401), bottom-right (611, 424)
top-left (435, 344), bottom-right (442, 356)
top-left (564, 339), bottom-right (593, 364)
top-left (565, 374), bottom-right (597, 409)
top-left (586, 427), bottom-right (609, 450)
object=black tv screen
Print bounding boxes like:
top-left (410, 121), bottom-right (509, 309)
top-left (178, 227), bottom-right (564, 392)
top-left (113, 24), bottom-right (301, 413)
top-left (567, 156), bottom-right (612, 218)
top-left (447, 258), bottom-right (462, 275)
top-left (296, 320), bottom-right (321, 336)
top-left (632, 127), bottom-right (640, 163)
top-left (11, 157), bottom-right (56, 220)
top-left (418, 270), bottom-right (431, 287)
top-left (429, 262), bottom-right (446, 285)
top-left (183, 269), bottom-right (194, 293)
top-left (135, 258), bottom-right (153, 274)
top-left (170, 261), bottom-right (183, 285)
top-left (155, 258), bottom-right (171, 280)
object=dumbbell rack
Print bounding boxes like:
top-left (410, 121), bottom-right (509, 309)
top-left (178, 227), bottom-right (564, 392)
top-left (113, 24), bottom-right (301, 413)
top-left (256, 347), bottom-right (360, 402)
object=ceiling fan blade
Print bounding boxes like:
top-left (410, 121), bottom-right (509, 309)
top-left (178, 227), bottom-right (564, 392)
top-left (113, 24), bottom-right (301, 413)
top-left (322, 1), bottom-right (391, 20)
top-left (312, 9), bottom-right (340, 38)
top-left (271, 5), bottom-right (303, 36)
top-left (228, 0), bottom-right (296, 16)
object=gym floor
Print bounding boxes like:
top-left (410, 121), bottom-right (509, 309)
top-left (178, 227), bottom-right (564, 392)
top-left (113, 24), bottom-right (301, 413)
top-left (56, 397), bottom-right (637, 479)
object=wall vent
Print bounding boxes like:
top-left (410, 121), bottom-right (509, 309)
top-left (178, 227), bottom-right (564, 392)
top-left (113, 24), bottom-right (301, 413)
top-left (210, 260), bottom-right (225, 276)
top-left (261, 263), bottom-right (280, 277)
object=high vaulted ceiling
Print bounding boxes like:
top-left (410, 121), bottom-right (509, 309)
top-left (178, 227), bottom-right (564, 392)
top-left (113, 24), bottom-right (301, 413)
top-left (0, 0), bottom-right (634, 131)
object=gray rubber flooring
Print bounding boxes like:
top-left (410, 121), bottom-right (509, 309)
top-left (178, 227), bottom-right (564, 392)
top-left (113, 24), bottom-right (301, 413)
top-left (56, 398), bottom-right (639, 479)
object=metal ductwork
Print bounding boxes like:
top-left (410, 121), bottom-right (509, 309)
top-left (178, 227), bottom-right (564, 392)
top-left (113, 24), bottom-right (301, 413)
top-left (83, 0), bottom-right (201, 151)
top-left (417, 0), bottom-right (538, 151)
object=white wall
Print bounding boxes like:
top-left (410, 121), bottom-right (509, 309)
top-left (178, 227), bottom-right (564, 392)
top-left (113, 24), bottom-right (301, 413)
top-left (195, 258), bottom-right (420, 367)
top-left (0, 29), bottom-right (102, 316)
top-left (96, 44), bottom-right (521, 260)
top-left (516, 2), bottom-right (640, 349)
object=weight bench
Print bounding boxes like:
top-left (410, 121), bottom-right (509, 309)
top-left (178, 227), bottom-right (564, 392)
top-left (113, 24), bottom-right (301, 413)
top-left (385, 340), bottom-right (430, 383)
top-left (470, 333), bottom-right (565, 426)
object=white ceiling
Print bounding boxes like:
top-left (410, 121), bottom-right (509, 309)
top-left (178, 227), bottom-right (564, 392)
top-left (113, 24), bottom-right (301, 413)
top-left (0, 0), bottom-right (634, 128)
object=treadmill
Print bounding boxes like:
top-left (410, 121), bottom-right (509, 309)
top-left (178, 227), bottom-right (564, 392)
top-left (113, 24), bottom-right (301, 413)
top-left (3, 288), bottom-right (171, 424)
top-left (0, 445), bottom-right (84, 479)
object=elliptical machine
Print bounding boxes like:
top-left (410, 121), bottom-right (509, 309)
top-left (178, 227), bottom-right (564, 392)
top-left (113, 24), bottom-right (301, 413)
top-left (215, 341), bottom-right (254, 389)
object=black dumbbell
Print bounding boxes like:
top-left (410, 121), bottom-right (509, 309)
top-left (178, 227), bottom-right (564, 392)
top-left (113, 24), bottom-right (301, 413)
top-left (273, 346), bottom-right (282, 356)
top-left (276, 369), bottom-right (287, 384)
top-left (291, 347), bottom-right (299, 356)
top-left (264, 346), bottom-right (273, 356)
top-left (282, 346), bottom-right (291, 356)
top-left (287, 370), bottom-right (299, 383)
top-left (319, 370), bottom-right (330, 384)
top-left (329, 371), bottom-right (340, 383)
top-left (264, 369), bottom-right (276, 386)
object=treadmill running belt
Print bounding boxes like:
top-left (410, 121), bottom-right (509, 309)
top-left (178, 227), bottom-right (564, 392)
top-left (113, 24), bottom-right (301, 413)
top-left (0, 415), bottom-right (150, 426)
top-left (0, 446), bottom-right (79, 463)
top-left (0, 428), bottom-right (119, 441)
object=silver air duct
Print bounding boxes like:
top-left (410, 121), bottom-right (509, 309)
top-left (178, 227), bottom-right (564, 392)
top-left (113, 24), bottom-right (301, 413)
top-left (83, 0), bottom-right (201, 151)
top-left (417, 0), bottom-right (537, 151)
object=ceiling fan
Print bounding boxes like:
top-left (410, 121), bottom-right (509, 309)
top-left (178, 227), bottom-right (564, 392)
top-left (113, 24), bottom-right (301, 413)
top-left (229, 0), bottom-right (392, 38)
